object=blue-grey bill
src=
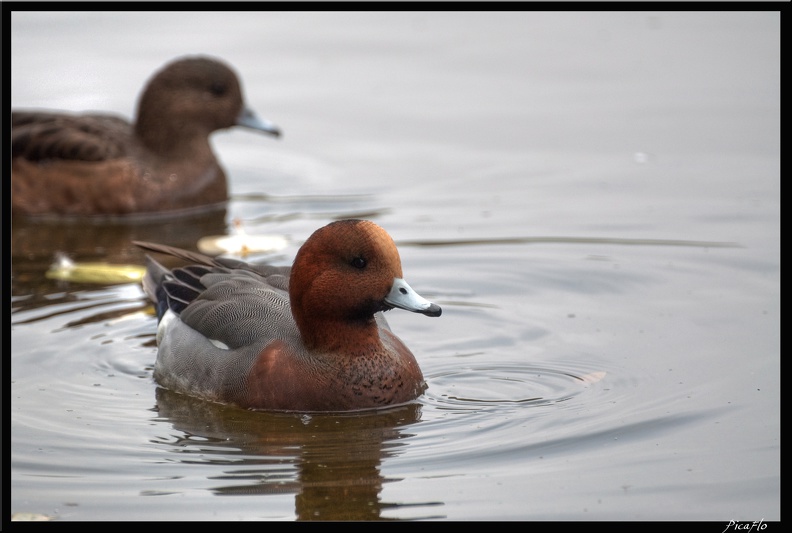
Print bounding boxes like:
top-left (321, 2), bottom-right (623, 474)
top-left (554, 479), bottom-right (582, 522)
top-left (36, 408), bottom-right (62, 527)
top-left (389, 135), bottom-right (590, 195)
top-left (385, 278), bottom-right (442, 317)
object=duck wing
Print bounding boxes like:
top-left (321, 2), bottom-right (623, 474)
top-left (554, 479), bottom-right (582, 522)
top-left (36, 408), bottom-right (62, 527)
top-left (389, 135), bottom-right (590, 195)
top-left (12, 111), bottom-right (132, 162)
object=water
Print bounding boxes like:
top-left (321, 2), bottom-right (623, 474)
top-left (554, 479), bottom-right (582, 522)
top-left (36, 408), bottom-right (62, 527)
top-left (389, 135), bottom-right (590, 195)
top-left (10, 11), bottom-right (779, 521)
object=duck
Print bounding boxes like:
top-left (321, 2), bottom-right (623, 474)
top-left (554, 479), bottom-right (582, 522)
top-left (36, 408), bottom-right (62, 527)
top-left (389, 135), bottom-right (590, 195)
top-left (12, 56), bottom-right (281, 218)
top-left (134, 219), bottom-right (442, 412)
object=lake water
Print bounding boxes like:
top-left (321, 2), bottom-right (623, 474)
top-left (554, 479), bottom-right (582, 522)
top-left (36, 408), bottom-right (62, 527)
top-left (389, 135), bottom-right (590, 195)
top-left (9, 10), bottom-right (780, 522)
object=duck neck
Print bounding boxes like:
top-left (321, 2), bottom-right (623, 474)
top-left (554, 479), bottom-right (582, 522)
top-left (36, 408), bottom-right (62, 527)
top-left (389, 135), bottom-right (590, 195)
top-left (298, 316), bottom-right (384, 356)
top-left (137, 125), bottom-right (209, 158)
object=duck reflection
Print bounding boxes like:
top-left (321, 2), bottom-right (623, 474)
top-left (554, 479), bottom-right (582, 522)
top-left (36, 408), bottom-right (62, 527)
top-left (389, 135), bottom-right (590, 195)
top-left (11, 209), bottom-right (229, 306)
top-left (152, 387), bottom-right (444, 520)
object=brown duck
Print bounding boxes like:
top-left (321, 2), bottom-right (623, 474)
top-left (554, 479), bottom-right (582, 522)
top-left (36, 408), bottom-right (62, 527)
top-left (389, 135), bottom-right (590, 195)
top-left (12, 56), bottom-right (281, 218)
top-left (135, 219), bottom-right (442, 412)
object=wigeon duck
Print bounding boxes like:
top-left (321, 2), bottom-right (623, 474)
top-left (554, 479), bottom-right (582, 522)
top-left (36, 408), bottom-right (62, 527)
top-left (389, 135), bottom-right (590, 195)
top-left (135, 219), bottom-right (442, 412)
top-left (12, 56), bottom-right (280, 218)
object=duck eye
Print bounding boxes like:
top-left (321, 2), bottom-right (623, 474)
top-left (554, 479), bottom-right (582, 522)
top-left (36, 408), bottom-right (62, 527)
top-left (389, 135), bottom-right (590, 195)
top-left (209, 82), bottom-right (227, 97)
top-left (350, 256), bottom-right (367, 269)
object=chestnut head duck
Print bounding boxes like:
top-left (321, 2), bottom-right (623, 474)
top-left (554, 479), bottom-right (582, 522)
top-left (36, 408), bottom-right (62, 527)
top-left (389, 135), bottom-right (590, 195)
top-left (12, 56), bottom-right (280, 218)
top-left (135, 219), bottom-right (442, 412)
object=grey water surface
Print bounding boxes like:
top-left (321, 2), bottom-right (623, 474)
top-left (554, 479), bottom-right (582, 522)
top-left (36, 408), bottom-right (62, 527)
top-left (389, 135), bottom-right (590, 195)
top-left (10, 11), bottom-right (779, 521)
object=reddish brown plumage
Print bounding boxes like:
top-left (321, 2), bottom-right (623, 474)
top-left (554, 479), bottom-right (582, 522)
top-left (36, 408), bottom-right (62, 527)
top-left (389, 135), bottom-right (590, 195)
top-left (136, 219), bottom-right (441, 412)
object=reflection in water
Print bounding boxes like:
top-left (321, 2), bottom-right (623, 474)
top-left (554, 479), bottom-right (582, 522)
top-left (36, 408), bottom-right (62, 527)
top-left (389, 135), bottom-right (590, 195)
top-left (152, 388), bottom-right (445, 520)
top-left (11, 210), bottom-right (229, 308)
top-left (12, 208), bottom-right (229, 264)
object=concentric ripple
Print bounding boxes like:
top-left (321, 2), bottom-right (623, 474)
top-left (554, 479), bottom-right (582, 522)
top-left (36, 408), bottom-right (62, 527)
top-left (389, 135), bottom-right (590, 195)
top-left (421, 360), bottom-right (608, 413)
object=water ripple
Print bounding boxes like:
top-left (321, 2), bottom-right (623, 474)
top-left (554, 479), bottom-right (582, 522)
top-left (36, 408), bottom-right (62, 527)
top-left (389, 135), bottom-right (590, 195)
top-left (421, 361), bottom-right (607, 413)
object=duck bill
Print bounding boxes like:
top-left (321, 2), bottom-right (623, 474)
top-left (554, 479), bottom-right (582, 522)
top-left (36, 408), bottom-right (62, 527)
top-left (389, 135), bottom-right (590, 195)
top-left (236, 107), bottom-right (281, 137)
top-left (385, 278), bottom-right (442, 317)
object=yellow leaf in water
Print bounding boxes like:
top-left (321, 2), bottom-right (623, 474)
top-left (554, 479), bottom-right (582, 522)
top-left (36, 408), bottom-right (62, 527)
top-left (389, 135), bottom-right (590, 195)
top-left (46, 254), bottom-right (145, 284)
